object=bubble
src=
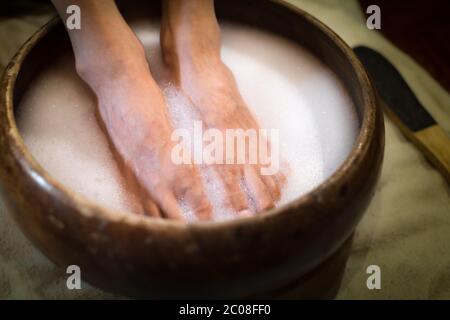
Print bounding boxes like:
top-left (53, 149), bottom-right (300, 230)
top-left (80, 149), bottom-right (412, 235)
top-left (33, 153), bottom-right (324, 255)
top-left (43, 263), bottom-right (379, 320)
top-left (17, 22), bottom-right (358, 221)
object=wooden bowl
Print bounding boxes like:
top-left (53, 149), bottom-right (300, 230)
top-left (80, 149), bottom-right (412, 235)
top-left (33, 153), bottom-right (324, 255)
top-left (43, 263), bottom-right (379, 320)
top-left (0, 0), bottom-right (384, 299)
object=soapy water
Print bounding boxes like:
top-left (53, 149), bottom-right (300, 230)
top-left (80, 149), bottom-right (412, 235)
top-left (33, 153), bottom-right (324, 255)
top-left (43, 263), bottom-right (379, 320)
top-left (17, 22), bottom-right (359, 221)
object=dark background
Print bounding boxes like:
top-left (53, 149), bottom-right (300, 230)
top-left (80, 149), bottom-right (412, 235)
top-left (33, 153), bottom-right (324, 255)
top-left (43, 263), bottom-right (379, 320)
top-left (360, 0), bottom-right (450, 92)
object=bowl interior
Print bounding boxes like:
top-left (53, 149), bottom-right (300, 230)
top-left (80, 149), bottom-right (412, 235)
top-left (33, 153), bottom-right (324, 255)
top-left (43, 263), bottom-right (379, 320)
top-left (10, 0), bottom-right (372, 227)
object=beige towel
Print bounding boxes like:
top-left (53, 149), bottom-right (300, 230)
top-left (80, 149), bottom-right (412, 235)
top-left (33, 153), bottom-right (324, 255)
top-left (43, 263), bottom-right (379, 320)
top-left (0, 0), bottom-right (449, 299)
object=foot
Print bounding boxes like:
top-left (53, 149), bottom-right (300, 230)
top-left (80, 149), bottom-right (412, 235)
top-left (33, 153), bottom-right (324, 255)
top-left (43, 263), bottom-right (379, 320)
top-left (76, 41), bottom-right (212, 221)
top-left (161, 21), bottom-right (286, 215)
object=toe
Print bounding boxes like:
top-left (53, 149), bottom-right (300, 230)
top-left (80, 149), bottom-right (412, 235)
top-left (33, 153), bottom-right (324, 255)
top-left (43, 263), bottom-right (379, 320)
top-left (260, 172), bottom-right (281, 202)
top-left (244, 165), bottom-right (274, 212)
top-left (172, 166), bottom-right (213, 221)
top-left (217, 165), bottom-right (251, 215)
top-left (143, 198), bottom-right (162, 217)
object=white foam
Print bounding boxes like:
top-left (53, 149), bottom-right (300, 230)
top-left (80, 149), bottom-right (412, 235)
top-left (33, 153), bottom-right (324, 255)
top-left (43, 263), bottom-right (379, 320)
top-left (17, 22), bottom-right (359, 220)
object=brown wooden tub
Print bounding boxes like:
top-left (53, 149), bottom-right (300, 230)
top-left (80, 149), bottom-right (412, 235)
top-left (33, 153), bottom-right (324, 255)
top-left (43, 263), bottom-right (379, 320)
top-left (0, 0), bottom-right (384, 299)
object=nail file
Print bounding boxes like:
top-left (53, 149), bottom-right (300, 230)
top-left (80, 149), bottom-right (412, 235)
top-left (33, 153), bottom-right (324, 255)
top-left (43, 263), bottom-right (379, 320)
top-left (354, 46), bottom-right (450, 184)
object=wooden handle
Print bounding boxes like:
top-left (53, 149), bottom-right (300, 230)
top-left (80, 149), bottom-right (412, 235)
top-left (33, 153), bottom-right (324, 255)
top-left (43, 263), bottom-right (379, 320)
top-left (415, 125), bottom-right (450, 184)
top-left (381, 99), bottom-right (450, 185)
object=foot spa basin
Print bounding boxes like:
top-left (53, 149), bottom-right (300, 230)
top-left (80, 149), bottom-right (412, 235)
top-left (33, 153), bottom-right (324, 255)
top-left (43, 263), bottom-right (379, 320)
top-left (0, 0), bottom-right (384, 298)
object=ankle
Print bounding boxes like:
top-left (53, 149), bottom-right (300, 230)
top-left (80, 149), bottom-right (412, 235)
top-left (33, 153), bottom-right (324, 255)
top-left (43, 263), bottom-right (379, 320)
top-left (160, 13), bottom-right (222, 75)
top-left (75, 45), bottom-right (149, 92)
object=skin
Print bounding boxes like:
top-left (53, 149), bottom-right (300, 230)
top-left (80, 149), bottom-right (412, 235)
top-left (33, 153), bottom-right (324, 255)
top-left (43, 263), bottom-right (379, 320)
top-left (52, 0), bottom-right (285, 220)
top-left (161, 0), bottom-right (285, 214)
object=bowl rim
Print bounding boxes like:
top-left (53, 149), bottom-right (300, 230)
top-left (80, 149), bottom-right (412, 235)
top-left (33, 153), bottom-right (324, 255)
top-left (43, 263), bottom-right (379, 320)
top-left (1, 0), bottom-right (377, 231)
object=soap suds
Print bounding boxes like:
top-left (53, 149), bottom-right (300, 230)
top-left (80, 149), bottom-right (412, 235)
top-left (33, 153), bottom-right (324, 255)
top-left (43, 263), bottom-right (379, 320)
top-left (17, 22), bottom-right (359, 220)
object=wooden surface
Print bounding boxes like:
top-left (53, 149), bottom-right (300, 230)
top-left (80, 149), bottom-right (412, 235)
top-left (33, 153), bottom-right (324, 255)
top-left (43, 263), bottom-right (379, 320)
top-left (381, 97), bottom-right (450, 185)
top-left (416, 125), bottom-right (450, 184)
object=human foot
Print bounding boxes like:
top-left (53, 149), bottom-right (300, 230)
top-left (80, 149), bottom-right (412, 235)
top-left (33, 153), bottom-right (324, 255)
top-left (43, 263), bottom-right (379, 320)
top-left (161, 10), bottom-right (286, 215)
top-left (76, 45), bottom-right (212, 221)
top-left (181, 60), bottom-right (285, 214)
top-left (53, 0), bottom-right (213, 220)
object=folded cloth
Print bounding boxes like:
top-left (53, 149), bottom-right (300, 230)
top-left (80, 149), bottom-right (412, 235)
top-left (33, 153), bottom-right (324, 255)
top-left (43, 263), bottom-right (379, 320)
top-left (290, 0), bottom-right (450, 300)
